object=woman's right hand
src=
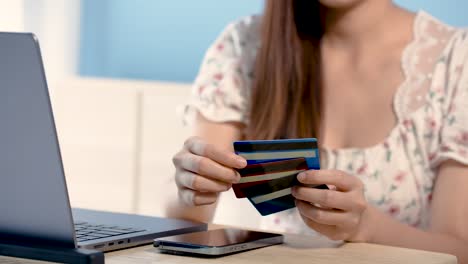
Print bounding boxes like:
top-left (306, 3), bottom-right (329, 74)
top-left (172, 136), bottom-right (247, 206)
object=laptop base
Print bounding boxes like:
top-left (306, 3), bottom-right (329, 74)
top-left (0, 240), bottom-right (104, 264)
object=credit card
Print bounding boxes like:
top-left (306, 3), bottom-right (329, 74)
top-left (248, 184), bottom-right (328, 216)
top-left (241, 174), bottom-right (298, 197)
top-left (242, 174), bottom-right (328, 216)
top-left (233, 158), bottom-right (308, 198)
top-left (234, 138), bottom-right (320, 169)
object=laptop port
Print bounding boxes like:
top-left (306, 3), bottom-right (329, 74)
top-left (118, 241), bottom-right (124, 244)
top-left (94, 244), bottom-right (104, 249)
top-left (108, 242), bottom-right (114, 246)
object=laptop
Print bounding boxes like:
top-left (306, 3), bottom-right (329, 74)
top-left (0, 32), bottom-right (206, 252)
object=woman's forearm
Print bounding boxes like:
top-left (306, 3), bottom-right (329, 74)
top-left (367, 206), bottom-right (468, 263)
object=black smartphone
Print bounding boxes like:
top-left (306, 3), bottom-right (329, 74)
top-left (153, 228), bottom-right (283, 257)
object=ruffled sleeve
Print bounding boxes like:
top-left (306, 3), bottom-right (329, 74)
top-left (183, 16), bottom-right (260, 125)
top-left (430, 30), bottom-right (468, 168)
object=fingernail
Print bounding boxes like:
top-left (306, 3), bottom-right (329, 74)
top-left (236, 157), bottom-right (247, 168)
top-left (291, 187), bottom-right (298, 196)
top-left (233, 171), bottom-right (241, 183)
top-left (297, 172), bottom-right (306, 181)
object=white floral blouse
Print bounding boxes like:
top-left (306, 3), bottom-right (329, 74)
top-left (185, 11), bottom-right (468, 234)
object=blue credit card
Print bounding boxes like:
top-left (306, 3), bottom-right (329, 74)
top-left (234, 138), bottom-right (320, 169)
top-left (233, 138), bottom-right (324, 216)
top-left (248, 184), bottom-right (329, 216)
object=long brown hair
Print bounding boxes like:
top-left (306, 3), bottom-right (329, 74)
top-left (246, 0), bottom-right (323, 140)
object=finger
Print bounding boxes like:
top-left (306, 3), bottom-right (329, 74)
top-left (176, 170), bottom-right (231, 192)
top-left (292, 187), bottom-right (354, 211)
top-left (178, 188), bottom-right (219, 206)
top-left (297, 170), bottom-right (363, 192)
top-left (175, 152), bottom-right (240, 183)
top-left (184, 137), bottom-right (246, 169)
top-left (296, 200), bottom-right (352, 227)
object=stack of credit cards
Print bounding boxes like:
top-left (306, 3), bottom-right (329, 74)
top-left (233, 138), bottom-right (326, 216)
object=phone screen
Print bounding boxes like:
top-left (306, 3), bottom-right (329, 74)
top-left (156, 228), bottom-right (281, 247)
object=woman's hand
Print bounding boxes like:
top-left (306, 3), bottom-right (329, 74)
top-left (172, 136), bottom-right (247, 206)
top-left (292, 169), bottom-right (372, 242)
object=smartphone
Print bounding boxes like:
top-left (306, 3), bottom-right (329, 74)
top-left (153, 228), bottom-right (283, 257)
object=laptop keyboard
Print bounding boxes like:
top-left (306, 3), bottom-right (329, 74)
top-left (74, 221), bottom-right (146, 242)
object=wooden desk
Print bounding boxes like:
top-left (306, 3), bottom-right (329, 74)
top-left (105, 233), bottom-right (457, 264)
top-left (0, 229), bottom-right (458, 264)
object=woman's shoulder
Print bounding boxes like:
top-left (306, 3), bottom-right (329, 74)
top-left (224, 15), bottom-right (262, 39)
top-left (416, 11), bottom-right (467, 55)
top-left (391, 11), bottom-right (467, 123)
top-left (227, 15), bottom-right (262, 30)
top-left (405, 11), bottom-right (468, 85)
top-left (417, 11), bottom-right (468, 82)
top-left (216, 15), bottom-right (262, 55)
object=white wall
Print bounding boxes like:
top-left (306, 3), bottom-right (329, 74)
top-left (0, 0), bottom-right (24, 31)
top-left (23, 0), bottom-right (81, 87)
top-left (0, 0), bottom-right (81, 83)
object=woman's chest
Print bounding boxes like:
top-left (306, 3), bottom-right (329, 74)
top-left (319, 40), bottom-right (407, 150)
top-left (321, 72), bottom-right (401, 150)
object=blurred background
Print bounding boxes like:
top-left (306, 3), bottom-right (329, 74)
top-left (1, 0), bottom-right (467, 229)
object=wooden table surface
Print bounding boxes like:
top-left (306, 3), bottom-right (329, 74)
top-left (105, 233), bottom-right (457, 264)
top-left (0, 228), bottom-right (457, 264)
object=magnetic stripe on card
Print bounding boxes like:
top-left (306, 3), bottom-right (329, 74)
top-left (237, 150), bottom-right (316, 161)
top-left (251, 188), bottom-right (293, 204)
top-left (238, 170), bottom-right (304, 183)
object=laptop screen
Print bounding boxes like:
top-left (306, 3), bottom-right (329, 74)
top-left (0, 33), bottom-right (75, 247)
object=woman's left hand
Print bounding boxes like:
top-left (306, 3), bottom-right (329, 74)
top-left (292, 169), bottom-right (371, 242)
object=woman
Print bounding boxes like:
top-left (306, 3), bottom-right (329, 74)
top-left (170, 0), bottom-right (468, 261)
